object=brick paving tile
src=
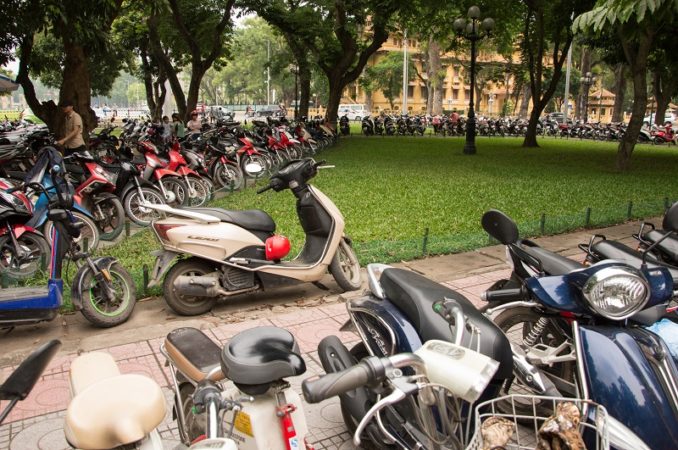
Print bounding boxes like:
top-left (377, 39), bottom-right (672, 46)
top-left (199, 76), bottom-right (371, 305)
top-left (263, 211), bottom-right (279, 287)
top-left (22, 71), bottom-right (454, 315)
top-left (116, 354), bottom-right (169, 387)
top-left (319, 302), bottom-right (349, 317)
top-left (209, 318), bottom-right (273, 343)
top-left (286, 318), bottom-right (360, 353)
top-left (1, 377), bottom-right (69, 423)
top-left (106, 341), bottom-right (154, 360)
top-left (447, 274), bottom-right (494, 288)
top-left (462, 281), bottom-right (499, 298)
top-left (270, 307), bottom-right (330, 327)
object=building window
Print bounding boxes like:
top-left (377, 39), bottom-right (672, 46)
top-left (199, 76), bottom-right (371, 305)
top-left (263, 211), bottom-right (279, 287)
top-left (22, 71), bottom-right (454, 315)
top-left (453, 89), bottom-right (459, 100)
top-left (591, 108), bottom-right (596, 115)
top-left (601, 108), bottom-right (606, 115)
top-left (407, 86), bottom-right (414, 98)
top-left (421, 86), bottom-right (428, 99)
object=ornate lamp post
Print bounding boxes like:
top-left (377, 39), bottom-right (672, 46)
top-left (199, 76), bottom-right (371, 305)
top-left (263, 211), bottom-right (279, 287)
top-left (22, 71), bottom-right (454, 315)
top-left (453, 6), bottom-right (494, 155)
top-left (580, 72), bottom-right (595, 123)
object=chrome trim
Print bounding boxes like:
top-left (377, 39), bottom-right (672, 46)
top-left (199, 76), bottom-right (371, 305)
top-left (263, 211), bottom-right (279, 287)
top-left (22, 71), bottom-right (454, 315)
top-left (572, 320), bottom-right (589, 401)
top-left (348, 303), bottom-right (397, 356)
top-left (367, 263), bottom-right (392, 299)
top-left (607, 416), bottom-right (652, 450)
top-left (483, 301), bottom-right (539, 316)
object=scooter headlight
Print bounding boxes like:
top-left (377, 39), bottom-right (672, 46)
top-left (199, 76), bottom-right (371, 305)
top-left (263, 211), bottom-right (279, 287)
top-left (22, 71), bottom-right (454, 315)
top-left (582, 266), bottom-right (649, 320)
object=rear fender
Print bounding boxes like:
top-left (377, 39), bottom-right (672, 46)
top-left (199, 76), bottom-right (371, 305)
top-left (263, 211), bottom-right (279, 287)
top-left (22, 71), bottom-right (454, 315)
top-left (93, 191), bottom-right (119, 206)
top-left (70, 256), bottom-right (118, 311)
top-left (577, 324), bottom-right (678, 449)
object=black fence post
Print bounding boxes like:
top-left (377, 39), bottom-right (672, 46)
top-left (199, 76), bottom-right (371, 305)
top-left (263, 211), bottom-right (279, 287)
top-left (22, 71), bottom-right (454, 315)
top-left (125, 222), bottom-right (131, 238)
top-left (584, 207), bottom-right (591, 227)
top-left (422, 228), bottom-right (429, 256)
top-left (539, 213), bottom-right (546, 235)
top-left (627, 201), bottom-right (633, 220)
top-left (665, 197), bottom-right (670, 210)
top-left (142, 264), bottom-right (149, 296)
top-left (40, 254), bottom-right (47, 272)
top-left (83, 237), bottom-right (89, 252)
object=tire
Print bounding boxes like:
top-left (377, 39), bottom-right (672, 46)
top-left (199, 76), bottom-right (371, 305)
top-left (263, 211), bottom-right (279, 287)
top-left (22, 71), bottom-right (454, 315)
top-left (124, 187), bottom-right (165, 227)
top-left (92, 194), bottom-right (125, 241)
top-left (213, 163), bottom-right (244, 191)
top-left (79, 262), bottom-right (137, 327)
top-left (176, 376), bottom-right (204, 442)
top-left (159, 177), bottom-right (188, 207)
top-left (184, 176), bottom-right (210, 207)
top-left (44, 211), bottom-right (100, 253)
top-left (0, 231), bottom-right (51, 279)
top-left (491, 307), bottom-right (573, 417)
top-left (329, 238), bottom-right (362, 291)
top-left (163, 258), bottom-right (218, 316)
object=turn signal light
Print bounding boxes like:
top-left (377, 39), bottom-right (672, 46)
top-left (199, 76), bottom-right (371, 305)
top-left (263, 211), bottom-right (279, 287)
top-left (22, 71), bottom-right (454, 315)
top-left (153, 223), bottom-right (182, 243)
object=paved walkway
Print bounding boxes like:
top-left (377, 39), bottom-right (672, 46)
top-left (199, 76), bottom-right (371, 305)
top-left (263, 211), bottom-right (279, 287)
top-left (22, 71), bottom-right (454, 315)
top-left (0, 219), bottom-right (649, 449)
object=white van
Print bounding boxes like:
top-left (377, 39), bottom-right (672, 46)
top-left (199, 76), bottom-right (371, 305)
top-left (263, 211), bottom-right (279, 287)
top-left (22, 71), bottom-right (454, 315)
top-left (338, 104), bottom-right (369, 121)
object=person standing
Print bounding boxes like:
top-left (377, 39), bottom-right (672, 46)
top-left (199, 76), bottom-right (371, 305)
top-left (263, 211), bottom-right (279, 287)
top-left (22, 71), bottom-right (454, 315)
top-left (187, 111), bottom-right (202, 133)
top-left (56, 99), bottom-right (86, 155)
top-left (171, 113), bottom-right (186, 139)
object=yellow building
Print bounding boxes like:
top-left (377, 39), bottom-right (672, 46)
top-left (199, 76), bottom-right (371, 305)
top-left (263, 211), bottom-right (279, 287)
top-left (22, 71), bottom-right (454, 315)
top-left (587, 85), bottom-right (615, 123)
top-left (345, 36), bottom-right (518, 116)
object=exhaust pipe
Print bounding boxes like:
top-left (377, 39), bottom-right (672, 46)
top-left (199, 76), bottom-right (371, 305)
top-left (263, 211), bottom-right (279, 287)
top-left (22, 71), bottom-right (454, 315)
top-left (173, 274), bottom-right (227, 297)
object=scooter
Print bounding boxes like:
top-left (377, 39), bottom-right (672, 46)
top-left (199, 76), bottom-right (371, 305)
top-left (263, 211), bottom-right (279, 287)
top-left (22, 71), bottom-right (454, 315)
top-left (161, 325), bottom-right (311, 449)
top-left (0, 148), bottom-right (137, 328)
top-left (481, 205), bottom-right (678, 449)
top-left (146, 158), bottom-right (362, 316)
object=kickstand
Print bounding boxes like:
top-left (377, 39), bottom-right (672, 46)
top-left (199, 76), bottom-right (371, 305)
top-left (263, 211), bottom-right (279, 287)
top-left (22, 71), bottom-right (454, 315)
top-left (312, 281), bottom-right (330, 291)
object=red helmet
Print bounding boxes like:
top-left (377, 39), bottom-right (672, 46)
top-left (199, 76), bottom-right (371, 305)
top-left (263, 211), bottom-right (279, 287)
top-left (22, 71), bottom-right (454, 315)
top-left (265, 235), bottom-right (291, 261)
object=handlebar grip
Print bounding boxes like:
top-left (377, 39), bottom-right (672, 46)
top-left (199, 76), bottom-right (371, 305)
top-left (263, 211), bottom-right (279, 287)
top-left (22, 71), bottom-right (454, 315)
top-left (302, 358), bottom-right (383, 404)
top-left (256, 185), bottom-right (272, 194)
top-left (481, 287), bottom-right (527, 302)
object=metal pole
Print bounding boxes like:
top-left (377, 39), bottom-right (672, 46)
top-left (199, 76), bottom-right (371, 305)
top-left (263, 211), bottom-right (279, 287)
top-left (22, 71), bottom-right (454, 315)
top-left (402, 30), bottom-right (408, 113)
top-left (464, 33), bottom-right (477, 155)
top-left (294, 66), bottom-right (299, 120)
top-left (563, 43), bottom-right (572, 120)
top-left (267, 47), bottom-right (272, 107)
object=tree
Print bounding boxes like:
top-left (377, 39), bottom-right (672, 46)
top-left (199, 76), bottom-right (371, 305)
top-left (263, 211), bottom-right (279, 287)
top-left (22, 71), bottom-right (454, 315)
top-left (249, 0), bottom-right (410, 122)
top-left (363, 52), bottom-right (414, 110)
top-left (520, 0), bottom-right (595, 147)
top-left (649, 31), bottom-right (678, 125)
top-left (574, 0), bottom-right (678, 170)
top-left (12, 0), bottom-right (124, 136)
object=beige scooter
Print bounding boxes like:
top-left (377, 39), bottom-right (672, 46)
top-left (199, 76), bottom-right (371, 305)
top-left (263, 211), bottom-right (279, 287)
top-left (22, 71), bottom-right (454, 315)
top-left (146, 158), bottom-right (362, 315)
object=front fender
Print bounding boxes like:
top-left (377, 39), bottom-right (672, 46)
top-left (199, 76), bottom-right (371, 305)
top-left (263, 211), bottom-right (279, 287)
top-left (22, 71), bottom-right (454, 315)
top-left (11, 225), bottom-right (42, 240)
top-left (578, 324), bottom-right (678, 449)
top-left (147, 249), bottom-right (179, 288)
top-left (70, 256), bottom-right (118, 310)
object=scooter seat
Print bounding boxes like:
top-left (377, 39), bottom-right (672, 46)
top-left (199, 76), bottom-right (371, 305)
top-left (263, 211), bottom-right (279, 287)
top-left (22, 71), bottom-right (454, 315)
top-left (519, 242), bottom-right (584, 275)
top-left (380, 268), bottom-right (513, 379)
top-left (165, 327), bottom-right (224, 382)
top-left (591, 240), bottom-right (678, 282)
top-left (186, 207), bottom-right (276, 233)
top-left (65, 373), bottom-right (166, 449)
top-left (221, 326), bottom-right (305, 395)
top-left (643, 230), bottom-right (678, 262)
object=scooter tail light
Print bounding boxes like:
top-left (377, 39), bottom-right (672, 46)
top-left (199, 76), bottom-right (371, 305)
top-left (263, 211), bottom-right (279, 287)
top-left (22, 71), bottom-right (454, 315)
top-left (153, 223), bottom-right (182, 243)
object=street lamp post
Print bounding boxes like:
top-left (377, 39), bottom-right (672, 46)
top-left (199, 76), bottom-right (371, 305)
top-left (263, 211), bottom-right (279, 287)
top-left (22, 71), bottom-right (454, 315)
top-left (453, 6), bottom-right (494, 155)
top-left (580, 72), bottom-right (595, 123)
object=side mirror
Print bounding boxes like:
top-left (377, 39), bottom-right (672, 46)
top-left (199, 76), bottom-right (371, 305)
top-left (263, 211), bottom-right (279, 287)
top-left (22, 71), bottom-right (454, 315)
top-left (481, 209), bottom-right (519, 245)
top-left (244, 162), bottom-right (263, 175)
top-left (663, 202), bottom-right (678, 232)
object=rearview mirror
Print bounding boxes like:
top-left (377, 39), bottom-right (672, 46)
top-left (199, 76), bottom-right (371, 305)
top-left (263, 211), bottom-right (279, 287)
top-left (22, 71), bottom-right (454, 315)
top-left (481, 209), bottom-right (519, 245)
top-left (244, 163), bottom-right (263, 174)
top-left (663, 202), bottom-right (678, 232)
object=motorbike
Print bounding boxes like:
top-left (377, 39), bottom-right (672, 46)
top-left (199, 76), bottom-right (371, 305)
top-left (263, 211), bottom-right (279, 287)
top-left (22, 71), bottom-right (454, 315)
top-left (362, 116), bottom-right (375, 136)
top-left (633, 220), bottom-right (678, 265)
top-left (0, 149), bottom-right (136, 328)
top-left (65, 151), bottom-right (126, 241)
top-left (0, 177), bottom-right (50, 279)
top-left (161, 325), bottom-right (311, 449)
top-left (136, 130), bottom-right (189, 208)
top-left (339, 115), bottom-right (350, 136)
top-left (146, 158), bottom-right (362, 316)
top-left (481, 205), bottom-right (678, 449)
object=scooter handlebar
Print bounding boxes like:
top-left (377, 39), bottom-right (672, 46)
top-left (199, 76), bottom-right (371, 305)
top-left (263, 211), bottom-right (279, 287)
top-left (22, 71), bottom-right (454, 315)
top-left (256, 184), bottom-right (273, 194)
top-left (481, 286), bottom-right (527, 302)
top-left (302, 356), bottom-right (386, 404)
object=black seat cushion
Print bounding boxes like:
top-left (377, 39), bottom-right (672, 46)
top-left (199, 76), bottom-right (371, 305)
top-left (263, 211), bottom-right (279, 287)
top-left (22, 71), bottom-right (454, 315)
top-left (187, 207), bottom-right (276, 233)
top-left (221, 326), bottom-right (305, 389)
top-left (520, 243), bottom-right (584, 275)
top-left (592, 240), bottom-right (678, 282)
top-left (165, 327), bottom-right (223, 382)
top-left (380, 268), bottom-right (513, 379)
top-left (644, 230), bottom-right (678, 262)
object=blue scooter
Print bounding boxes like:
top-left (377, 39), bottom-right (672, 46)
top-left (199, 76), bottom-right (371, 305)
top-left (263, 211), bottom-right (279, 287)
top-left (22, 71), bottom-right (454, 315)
top-left (0, 147), bottom-right (136, 328)
top-left (480, 205), bottom-right (678, 450)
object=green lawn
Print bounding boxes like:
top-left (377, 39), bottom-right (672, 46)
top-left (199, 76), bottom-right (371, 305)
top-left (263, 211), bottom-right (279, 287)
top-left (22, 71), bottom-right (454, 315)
top-left (35, 135), bottom-right (678, 301)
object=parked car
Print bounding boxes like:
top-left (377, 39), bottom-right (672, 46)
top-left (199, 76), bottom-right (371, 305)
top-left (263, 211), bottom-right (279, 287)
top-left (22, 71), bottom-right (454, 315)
top-left (546, 112), bottom-right (566, 124)
top-left (339, 104), bottom-right (369, 121)
top-left (644, 112), bottom-right (676, 126)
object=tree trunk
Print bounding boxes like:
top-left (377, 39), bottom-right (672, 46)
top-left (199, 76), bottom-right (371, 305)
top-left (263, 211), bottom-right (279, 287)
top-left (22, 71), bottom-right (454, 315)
top-left (17, 37), bottom-right (60, 132)
top-left (326, 75), bottom-right (344, 123)
top-left (575, 47), bottom-right (591, 120)
top-left (147, 15), bottom-right (186, 120)
top-left (365, 92), bottom-right (374, 114)
top-left (426, 38), bottom-right (445, 115)
top-left (298, 65), bottom-right (311, 119)
top-left (653, 70), bottom-right (678, 126)
top-left (518, 85), bottom-right (531, 118)
top-left (59, 40), bottom-right (96, 139)
top-left (523, 106), bottom-right (541, 147)
top-left (152, 78), bottom-right (167, 121)
top-left (611, 63), bottom-right (626, 123)
top-left (616, 29), bottom-right (653, 171)
top-left (185, 64), bottom-right (205, 121)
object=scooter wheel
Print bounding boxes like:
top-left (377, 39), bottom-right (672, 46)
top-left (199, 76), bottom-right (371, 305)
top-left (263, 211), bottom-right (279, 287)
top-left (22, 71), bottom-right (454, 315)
top-left (0, 231), bottom-right (50, 280)
top-left (329, 239), bottom-right (362, 291)
top-left (78, 262), bottom-right (137, 328)
top-left (163, 259), bottom-right (217, 316)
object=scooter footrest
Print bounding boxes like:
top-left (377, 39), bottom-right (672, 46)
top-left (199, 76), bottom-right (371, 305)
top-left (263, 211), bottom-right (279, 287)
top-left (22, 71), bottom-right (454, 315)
top-left (164, 327), bottom-right (224, 382)
top-left (0, 287), bottom-right (49, 303)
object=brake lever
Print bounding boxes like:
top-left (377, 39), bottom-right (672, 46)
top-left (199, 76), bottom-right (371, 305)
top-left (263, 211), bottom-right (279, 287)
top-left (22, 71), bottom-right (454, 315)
top-left (353, 388), bottom-right (406, 447)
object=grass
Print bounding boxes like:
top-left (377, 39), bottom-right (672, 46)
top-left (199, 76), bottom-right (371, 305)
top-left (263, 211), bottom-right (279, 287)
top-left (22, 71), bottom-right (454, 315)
top-left (8, 135), bottom-right (678, 303)
top-left (0, 110), bottom-right (42, 123)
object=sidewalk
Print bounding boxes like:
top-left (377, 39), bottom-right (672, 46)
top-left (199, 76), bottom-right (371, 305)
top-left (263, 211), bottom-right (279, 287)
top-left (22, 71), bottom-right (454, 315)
top-left (0, 219), bottom-right (648, 449)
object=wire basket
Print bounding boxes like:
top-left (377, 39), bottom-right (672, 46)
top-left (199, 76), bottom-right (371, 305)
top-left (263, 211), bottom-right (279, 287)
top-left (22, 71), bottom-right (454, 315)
top-left (465, 395), bottom-right (609, 450)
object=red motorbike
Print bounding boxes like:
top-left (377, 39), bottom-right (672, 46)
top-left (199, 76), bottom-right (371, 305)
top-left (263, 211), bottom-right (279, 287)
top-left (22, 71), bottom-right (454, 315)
top-left (165, 140), bottom-right (211, 206)
top-left (0, 178), bottom-right (50, 279)
top-left (65, 152), bottom-right (126, 241)
top-left (652, 124), bottom-right (676, 145)
top-left (136, 136), bottom-right (189, 208)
